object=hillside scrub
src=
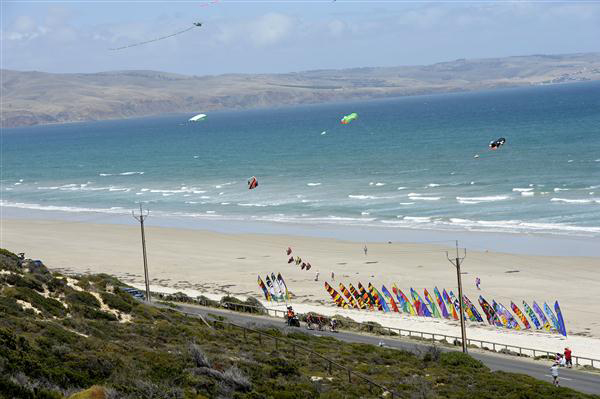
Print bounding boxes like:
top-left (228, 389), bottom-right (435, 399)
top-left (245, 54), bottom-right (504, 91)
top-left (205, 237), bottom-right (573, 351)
top-left (0, 248), bottom-right (595, 398)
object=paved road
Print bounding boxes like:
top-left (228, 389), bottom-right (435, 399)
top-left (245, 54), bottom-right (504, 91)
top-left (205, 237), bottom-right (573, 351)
top-left (172, 303), bottom-right (600, 395)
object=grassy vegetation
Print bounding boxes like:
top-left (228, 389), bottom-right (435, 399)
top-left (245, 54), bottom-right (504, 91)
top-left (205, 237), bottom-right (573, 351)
top-left (0, 248), bottom-right (596, 398)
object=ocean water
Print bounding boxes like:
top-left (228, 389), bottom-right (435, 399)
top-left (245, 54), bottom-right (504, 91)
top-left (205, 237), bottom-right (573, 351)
top-left (2, 82), bottom-right (600, 238)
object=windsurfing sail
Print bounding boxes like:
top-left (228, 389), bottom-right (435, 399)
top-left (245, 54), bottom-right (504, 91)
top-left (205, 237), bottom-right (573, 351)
top-left (348, 283), bottom-right (368, 310)
top-left (554, 301), bottom-right (567, 337)
top-left (392, 284), bottom-right (416, 315)
top-left (443, 289), bottom-right (459, 320)
top-left (497, 302), bottom-right (520, 330)
top-left (339, 283), bottom-right (359, 309)
top-left (369, 283), bottom-right (390, 312)
top-left (489, 137), bottom-right (506, 150)
top-left (258, 276), bottom-right (271, 301)
top-left (450, 291), bottom-right (474, 321)
top-left (533, 301), bottom-right (552, 331)
top-left (287, 256), bottom-right (294, 264)
top-left (265, 275), bottom-right (281, 302)
top-left (110, 22), bottom-right (202, 51)
top-left (340, 112), bottom-right (358, 124)
top-left (324, 282), bottom-right (349, 308)
top-left (358, 282), bottom-right (379, 310)
top-left (424, 289), bottom-right (441, 318)
top-left (248, 176), bottom-right (258, 190)
top-left (277, 273), bottom-right (290, 301)
top-left (381, 285), bottom-right (400, 313)
top-left (463, 295), bottom-right (484, 322)
top-left (434, 287), bottom-right (450, 319)
top-left (411, 288), bottom-right (432, 317)
top-left (479, 296), bottom-right (499, 325)
top-left (492, 301), bottom-right (509, 327)
top-left (544, 302), bottom-right (560, 331)
top-left (510, 301), bottom-right (531, 329)
top-left (188, 113), bottom-right (207, 122)
top-left (522, 301), bottom-right (542, 329)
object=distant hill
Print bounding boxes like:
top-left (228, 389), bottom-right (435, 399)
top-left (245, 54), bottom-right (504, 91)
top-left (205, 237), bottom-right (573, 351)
top-left (2, 52), bottom-right (600, 128)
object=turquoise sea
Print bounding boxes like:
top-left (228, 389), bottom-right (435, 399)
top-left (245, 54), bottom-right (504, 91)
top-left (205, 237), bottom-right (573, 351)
top-left (2, 82), bottom-right (600, 239)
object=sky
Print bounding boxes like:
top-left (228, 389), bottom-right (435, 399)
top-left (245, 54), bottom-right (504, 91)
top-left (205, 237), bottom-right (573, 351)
top-left (2, 1), bottom-right (600, 75)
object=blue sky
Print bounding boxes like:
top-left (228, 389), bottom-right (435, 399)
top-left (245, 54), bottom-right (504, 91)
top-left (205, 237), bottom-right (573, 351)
top-left (2, 1), bottom-right (600, 75)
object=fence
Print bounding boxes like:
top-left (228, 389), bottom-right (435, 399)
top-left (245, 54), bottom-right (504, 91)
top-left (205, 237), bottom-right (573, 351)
top-left (178, 308), bottom-right (398, 398)
top-left (210, 299), bottom-right (599, 369)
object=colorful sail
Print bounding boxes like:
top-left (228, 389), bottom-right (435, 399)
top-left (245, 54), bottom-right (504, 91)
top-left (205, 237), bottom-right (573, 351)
top-left (265, 275), bottom-right (281, 302)
top-left (510, 301), bottom-right (531, 329)
top-left (554, 301), bottom-right (567, 337)
top-left (392, 284), bottom-right (416, 315)
top-left (463, 295), bottom-right (484, 322)
top-left (369, 283), bottom-right (390, 312)
top-left (271, 273), bottom-right (286, 301)
top-left (533, 301), bottom-right (552, 331)
top-left (348, 283), bottom-right (368, 310)
top-left (497, 302), bottom-right (520, 330)
top-left (276, 273), bottom-right (290, 301)
top-left (433, 287), bottom-right (450, 319)
top-left (339, 283), bottom-right (359, 309)
top-left (492, 301), bottom-right (509, 327)
top-left (544, 302), bottom-right (560, 331)
top-left (450, 291), bottom-right (475, 321)
top-left (258, 276), bottom-right (271, 301)
top-left (381, 285), bottom-right (400, 312)
top-left (522, 301), bottom-right (542, 329)
top-left (424, 289), bottom-right (441, 318)
top-left (358, 282), bottom-right (380, 311)
top-left (411, 288), bottom-right (432, 317)
top-left (324, 282), bottom-right (349, 308)
top-left (478, 296), bottom-right (498, 325)
top-left (443, 289), bottom-right (459, 320)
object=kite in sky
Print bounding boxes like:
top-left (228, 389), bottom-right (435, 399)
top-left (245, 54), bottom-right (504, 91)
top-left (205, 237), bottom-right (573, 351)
top-left (110, 22), bottom-right (202, 51)
top-left (489, 137), bottom-right (506, 150)
top-left (248, 176), bottom-right (258, 190)
top-left (341, 113), bottom-right (358, 124)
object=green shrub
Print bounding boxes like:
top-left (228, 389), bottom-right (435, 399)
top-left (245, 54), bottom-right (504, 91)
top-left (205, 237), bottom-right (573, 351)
top-left (66, 291), bottom-right (101, 308)
top-left (8, 287), bottom-right (66, 318)
top-left (439, 351), bottom-right (486, 370)
top-left (100, 292), bottom-right (132, 313)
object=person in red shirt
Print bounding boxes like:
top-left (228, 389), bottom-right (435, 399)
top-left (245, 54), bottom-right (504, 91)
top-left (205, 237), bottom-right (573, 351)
top-left (564, 348), bottom-right (572, 368)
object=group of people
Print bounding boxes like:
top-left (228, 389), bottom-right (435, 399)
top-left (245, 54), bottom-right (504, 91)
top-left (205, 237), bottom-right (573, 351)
top-left (550, 347), bottom-right (573, 387)
top-left (285, 306), bottom-right (338, 332)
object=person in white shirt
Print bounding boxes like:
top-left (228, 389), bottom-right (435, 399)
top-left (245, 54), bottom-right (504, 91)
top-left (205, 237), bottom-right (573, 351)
top-left (551, 362), bottom-right (560, 387)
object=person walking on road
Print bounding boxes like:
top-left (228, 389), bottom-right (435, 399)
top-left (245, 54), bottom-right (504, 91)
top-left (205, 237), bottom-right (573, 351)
top-left (551, 362), bottom-right (560, 387)
top-left (564, 348), bottom-right (572, 368)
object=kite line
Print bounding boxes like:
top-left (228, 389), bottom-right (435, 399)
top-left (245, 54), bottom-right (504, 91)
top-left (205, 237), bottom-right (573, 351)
top-left (109, 23), bottom-right (202, 51)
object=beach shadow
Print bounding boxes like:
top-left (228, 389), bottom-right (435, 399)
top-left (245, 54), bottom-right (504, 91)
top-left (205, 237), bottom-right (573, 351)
top-left (365, 261), bottom-right (378, 264)
top-left (337, 262), bottom-right (347, 265)
top-left (236, 257), bottom-right (246, 260)
top-left (505, 270), bottom-right (520, 273)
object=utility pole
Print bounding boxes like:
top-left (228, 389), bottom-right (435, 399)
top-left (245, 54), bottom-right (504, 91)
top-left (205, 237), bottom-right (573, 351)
top-left (447, 241), bottom-right (467, 353)
top-left (132, 203), bottom-right (151, 302)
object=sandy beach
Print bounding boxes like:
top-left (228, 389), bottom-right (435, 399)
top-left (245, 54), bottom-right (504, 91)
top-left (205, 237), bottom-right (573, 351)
top-left (2, 218), bottom-right (599, 360)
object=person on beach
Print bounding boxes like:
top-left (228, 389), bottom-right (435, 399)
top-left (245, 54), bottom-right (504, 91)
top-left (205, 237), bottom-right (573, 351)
top-left (475, 277), bottom-right (481, 290)
top-left (551, 362), bottom-right (560, 386)
top-left (315, 271), bottom-right (319, 281)
top-left (363, 245), bottom-right (368, 256)
top-left (564, 348), bottom-right (572, 368)
top-left (331, 271), bottom-right (335, 281)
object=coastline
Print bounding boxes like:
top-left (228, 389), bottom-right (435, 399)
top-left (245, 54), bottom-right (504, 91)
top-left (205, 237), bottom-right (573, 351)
top-left (2, 216), bottom-right (599, 360)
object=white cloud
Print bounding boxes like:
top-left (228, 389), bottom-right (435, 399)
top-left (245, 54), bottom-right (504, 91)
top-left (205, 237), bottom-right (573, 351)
top-left (249, 13), bottom-right (294, 47)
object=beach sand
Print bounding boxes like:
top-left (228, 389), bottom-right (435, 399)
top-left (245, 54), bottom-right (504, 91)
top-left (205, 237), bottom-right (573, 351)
top-left (2, 218), bottom-right (599, 359)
